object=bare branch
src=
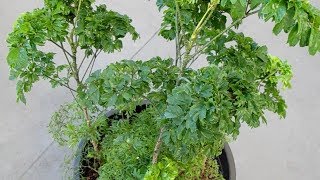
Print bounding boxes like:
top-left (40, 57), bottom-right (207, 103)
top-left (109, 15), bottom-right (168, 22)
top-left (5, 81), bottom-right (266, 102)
top-left (246, 8), bottom-right (262, 17)
top-left (81, 49), bottom-right (102, 82)
top-left (186, 4), bottom-right (261, 68)
top-left (78, 54), bottom-right (87, 71)
top-left (152, 127), bottom-right (165, 164)
top-left (174, 1), bottom-right (181, 66)
top-left (188, 18), bottom-right (243, 66)
top-left (49, 40), bottom-right (73, 58)
top-left (89, 50), bottom-right (102, 76)
top-left (42, 74), bottom-right (76, 92)
top-left (130, 28), bottom-right (160, 60)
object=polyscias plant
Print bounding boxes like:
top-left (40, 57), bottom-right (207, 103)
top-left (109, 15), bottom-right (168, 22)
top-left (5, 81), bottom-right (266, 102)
top-left (6, 0), bottom-right (320, 179)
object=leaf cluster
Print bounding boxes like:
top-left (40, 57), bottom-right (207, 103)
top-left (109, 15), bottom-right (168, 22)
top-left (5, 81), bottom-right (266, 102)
top-left (6, 0), bottom-right (138, 103)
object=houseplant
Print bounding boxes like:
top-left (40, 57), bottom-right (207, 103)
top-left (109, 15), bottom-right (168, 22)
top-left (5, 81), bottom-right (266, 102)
top-left (6, 0), bottom-right (320, 179)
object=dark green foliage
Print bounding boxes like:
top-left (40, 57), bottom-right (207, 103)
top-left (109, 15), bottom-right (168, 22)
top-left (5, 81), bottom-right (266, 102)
top-left (76, 4), bottom-right (139, 53)
top-left (82, 57), bottom-right (179, 112)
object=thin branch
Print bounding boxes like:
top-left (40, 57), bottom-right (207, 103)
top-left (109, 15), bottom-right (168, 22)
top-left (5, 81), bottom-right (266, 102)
top-left (78, 54), bottom-right (87, 71)
top-left (83, 107), bottom-right (99, 152)
top-left (181, 2), bottom-right (218, 70)
top-left (42, 74), bottom-right (76, 92)
top-left (69, 88), bottom-right (77, 100)
top-left (49, 40), bottom-right (73, 58)
top-left (174, 1), bottom-right (181, 66)
top-left (81, 49), bottom-right (101, 82)
top-left (59, 42), bottom-right (75, 73)
top-left (130, 28), bottom-right (161, 60)
top-left (246, 8), bottom-right (262, 16)
top-left (187, 47), bottom-right (202, 68)
top-left (186, 4), bottom-right (261, 68)
top-left (89, 50), bottom-right (102, 76)
top-left (245, 0), bottom-right (251, 14)
top-left (81, 52), bottom-right (97, 82)
top-left (188, 18), bottom-right (243, 65)
top-left (152, 127), bottom-right (165, 164)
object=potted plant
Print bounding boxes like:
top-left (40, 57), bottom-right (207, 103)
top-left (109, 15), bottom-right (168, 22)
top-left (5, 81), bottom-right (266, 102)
top-left (6, 0), bottom-right (320, 179)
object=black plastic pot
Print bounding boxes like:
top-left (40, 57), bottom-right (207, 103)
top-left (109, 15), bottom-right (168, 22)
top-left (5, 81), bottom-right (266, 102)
top-left (73, 108), bottom-right (236, 180)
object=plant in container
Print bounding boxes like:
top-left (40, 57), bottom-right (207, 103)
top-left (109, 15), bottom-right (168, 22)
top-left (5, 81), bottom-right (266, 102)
top-left (6, 0), bottom-right (320, 179)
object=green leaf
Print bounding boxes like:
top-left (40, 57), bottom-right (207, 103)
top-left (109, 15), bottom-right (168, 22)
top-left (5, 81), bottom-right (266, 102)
top-left (299, 27), bottom-right (311, 47)
top-left (122, 92), bottom-right (132, 100)
top-left (287, 24), bottom-right (300, 46)
top-left (230, 1), bottom-right (246, 20)
top-left (230, 0), bottom-right (237, 4)
top-left (7, 48), bottom-right (28, 70)
top-left (107, 94), bottom-right (118, 107)
top-left (273, 22), bottom-right (283, 35)
top-left (275, 1), bottom-right (287, 22)
top-left (156, 0), bottom-right (164, 10)
top-left (186, 117), bottom-right (197, 132)
top-left (251, 0), bottom-right (263, 9)
top-left (220, 0), bottom-right (228, 7)
top-left (308, 27), bottom-right (319, 55)
top-left (239, 0), bottom-right (247, 7)
top-left (164, 105), bottom-right (183, 119)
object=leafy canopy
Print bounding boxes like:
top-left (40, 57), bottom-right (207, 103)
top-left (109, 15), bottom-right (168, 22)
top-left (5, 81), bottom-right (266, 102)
top-left (6, 0), bottom-right (138, 103)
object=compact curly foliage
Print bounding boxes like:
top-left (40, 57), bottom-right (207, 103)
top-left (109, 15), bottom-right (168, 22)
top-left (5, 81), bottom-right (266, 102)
top-left (6, 0), bottom-right (320, 179)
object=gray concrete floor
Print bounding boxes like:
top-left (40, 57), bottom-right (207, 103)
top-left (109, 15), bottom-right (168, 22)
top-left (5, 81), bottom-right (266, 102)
top-left (1, 1), bottom-right (320, 180)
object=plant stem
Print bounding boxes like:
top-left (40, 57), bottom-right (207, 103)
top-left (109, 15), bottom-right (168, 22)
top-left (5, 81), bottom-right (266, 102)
top-left (247, 8), bottom-right (262, 16)
top-left (81, 49), bottom-right (101, 82)
top-left (49, 40), bottom-right (74, 58)
top-left (200, 156), bottom-right (207, 178)
top-left (71, 47), bottom-right (81, 84)
top-left (188, 9), bottom-right (261, 67)
top-left (174, 1), bottom-right (218, 84)
top-left (89, 50), bottom-right (102, 76)
top-left (191, 18), bottom-right (242, 62)
top-left (83, 107), bottom-right (99, 152)
top-left (152, 127), bottom-right (165, 164)
top-left (42, 74), bottom-right (76, 92)
top-left (174, 1), bottom-right (181, 66)
top-left (78, 54), bottom-right (87, 70)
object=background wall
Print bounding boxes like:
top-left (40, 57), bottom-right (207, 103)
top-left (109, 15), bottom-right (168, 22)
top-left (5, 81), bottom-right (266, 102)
top-left (0, 1), bottom-right (319, 179)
